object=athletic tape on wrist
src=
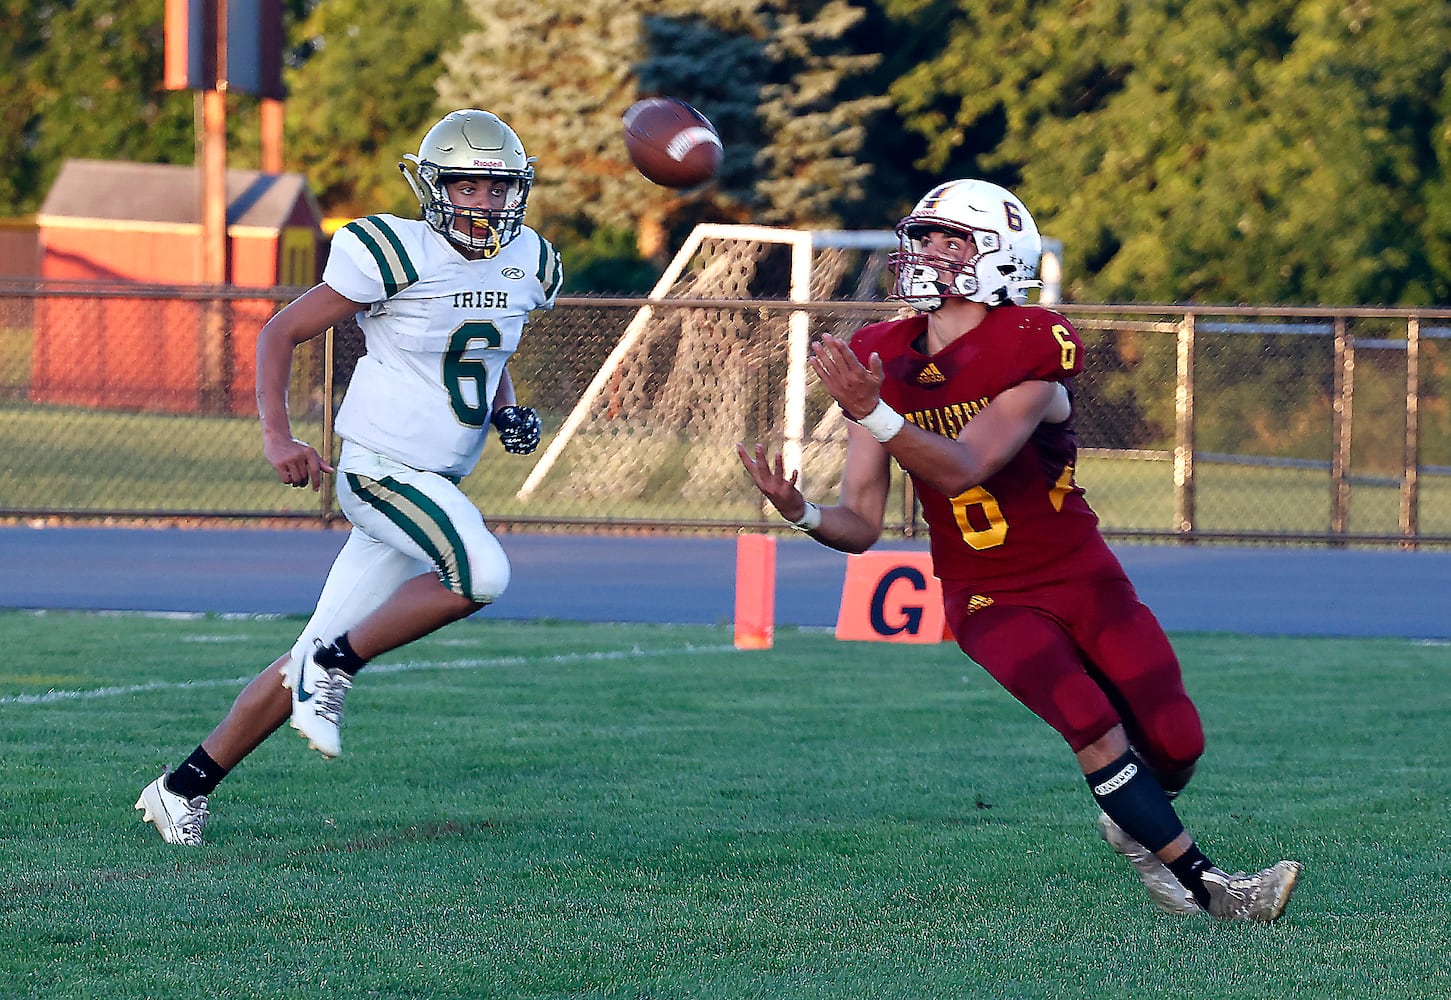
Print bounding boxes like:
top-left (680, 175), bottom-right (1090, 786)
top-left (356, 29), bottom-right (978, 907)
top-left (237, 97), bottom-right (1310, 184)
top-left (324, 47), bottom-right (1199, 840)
top-left (787, 501), bottom-right (822, 532)
top-left (856, 399), bottom-right (906, 443)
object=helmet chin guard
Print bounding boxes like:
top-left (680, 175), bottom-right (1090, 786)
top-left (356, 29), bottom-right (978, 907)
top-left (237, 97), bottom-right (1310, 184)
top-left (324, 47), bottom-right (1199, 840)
top-left (400, 109), bottom-right (535, 257)
top-left (889, 179), bottom-right (1042, 311)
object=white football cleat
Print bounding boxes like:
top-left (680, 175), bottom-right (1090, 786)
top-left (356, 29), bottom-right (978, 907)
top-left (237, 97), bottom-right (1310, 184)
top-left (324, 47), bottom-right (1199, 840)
top-left (135, 770), bottom-right (209, 846)
top-left (1097, 811), bottom-right (1200, 915)
top-left (1202, 861), bottom-right (1303, 923)
top-left (281, 643), bottom-right (352, 759)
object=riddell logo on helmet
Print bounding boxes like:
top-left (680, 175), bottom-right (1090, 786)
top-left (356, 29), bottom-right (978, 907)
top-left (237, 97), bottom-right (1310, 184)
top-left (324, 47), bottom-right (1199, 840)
top-left (469, 158), bottom-right (507, 169)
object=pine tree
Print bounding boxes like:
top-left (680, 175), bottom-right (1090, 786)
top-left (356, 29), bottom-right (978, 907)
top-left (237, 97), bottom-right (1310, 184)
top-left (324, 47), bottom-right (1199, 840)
top-left (439, 0), bottom-right (886, 271)
top-left (438, 0), bottom-right (660, 253)
top-left (751, 1), bottom-right (890, 227)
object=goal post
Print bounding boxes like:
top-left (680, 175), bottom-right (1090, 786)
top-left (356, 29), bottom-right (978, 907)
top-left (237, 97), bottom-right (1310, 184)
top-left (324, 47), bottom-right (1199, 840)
top-left (515, 225), bottom-right (898, 503)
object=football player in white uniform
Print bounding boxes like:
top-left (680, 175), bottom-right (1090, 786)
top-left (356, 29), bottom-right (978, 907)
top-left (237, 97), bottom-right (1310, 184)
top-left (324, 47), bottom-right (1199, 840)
top-left (137, 110), bottom-right (563, 845)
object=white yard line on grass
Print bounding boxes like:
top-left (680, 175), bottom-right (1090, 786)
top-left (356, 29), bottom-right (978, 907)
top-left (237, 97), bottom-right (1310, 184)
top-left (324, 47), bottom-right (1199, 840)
top-left (0, 643), bottom-right (741, 706)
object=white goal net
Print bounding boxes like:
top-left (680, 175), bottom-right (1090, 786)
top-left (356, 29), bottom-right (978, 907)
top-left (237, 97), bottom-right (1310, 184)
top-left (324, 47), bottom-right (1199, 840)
top-left (515, 225), bottom-right (902, 521)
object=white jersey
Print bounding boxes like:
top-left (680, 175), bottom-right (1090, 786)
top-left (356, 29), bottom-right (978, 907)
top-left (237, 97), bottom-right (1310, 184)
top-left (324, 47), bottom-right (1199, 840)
top-left (322, 214), bottom-right (563, 478)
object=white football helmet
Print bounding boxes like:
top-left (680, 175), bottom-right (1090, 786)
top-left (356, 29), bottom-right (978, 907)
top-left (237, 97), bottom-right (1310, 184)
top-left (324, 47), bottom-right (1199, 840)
top-left (399, 109), bottom-right (535, 257)
top-left (889, 179), bottom-right (1043, 310)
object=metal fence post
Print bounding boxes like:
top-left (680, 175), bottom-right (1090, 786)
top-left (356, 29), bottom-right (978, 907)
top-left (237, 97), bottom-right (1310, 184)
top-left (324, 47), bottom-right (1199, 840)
top-left (1331, 316), bottom-right (1353, 542)
top-left (1402, 317), bottom-right (1420, 548)
top-left (1173, 311), bottom-right (1196, 540)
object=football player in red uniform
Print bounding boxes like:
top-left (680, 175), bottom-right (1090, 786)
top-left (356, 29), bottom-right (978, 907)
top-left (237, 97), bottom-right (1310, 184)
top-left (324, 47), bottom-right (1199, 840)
top-left (737, 179), bottom-right (1301, 922)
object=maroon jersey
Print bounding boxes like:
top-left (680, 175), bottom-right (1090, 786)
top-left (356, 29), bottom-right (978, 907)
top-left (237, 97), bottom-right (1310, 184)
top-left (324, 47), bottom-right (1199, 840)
top-left (849, 305), bottom-right (1099, 588)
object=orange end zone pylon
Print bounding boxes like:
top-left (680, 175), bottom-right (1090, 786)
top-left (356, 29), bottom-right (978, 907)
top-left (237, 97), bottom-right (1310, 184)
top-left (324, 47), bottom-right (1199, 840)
top-left (733, 533), bottom-right (777, 649)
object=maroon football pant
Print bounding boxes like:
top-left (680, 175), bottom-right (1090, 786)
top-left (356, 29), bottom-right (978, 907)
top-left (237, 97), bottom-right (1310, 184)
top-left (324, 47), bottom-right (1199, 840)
top-left (944, 567), bottom-right (1204, 776)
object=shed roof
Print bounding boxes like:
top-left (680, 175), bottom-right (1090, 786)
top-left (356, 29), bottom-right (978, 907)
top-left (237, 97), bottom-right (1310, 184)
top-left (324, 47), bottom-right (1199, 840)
top-left (38, 159), bottom-right (321, 230)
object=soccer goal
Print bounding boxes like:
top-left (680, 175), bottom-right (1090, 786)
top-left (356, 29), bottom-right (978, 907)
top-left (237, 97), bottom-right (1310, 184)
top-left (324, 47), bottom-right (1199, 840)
top-left (515, 225), bottom-right (901, 516)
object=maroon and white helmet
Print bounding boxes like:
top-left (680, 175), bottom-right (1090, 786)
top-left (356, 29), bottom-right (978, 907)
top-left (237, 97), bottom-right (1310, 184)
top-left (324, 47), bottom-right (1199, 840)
top-left (889, 179), bottom-right (1043, 311)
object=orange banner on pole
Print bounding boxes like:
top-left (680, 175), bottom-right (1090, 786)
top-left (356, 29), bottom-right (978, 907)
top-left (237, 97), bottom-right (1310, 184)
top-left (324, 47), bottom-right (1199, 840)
top-left (835, 550), bottom-right (952, 643)
top-left (164, 0), bottom-right (215, 91)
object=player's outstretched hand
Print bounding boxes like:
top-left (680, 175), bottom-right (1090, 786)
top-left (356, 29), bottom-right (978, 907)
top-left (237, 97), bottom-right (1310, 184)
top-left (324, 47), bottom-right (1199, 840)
top-left (263, 432), bottom-right (334, 491)
top-left (735, 442), bottom-right (811, 523)
top-left (492, 405), bottom-right (542, 455)
top-left (810, 334), bottom-right (884, 420)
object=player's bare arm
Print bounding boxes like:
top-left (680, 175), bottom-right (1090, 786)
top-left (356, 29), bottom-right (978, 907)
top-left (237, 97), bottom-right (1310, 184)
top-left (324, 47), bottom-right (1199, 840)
top-left (256, 284), bottom-right (363, 489)
top-left (493, 366), bottom-right (518, 410)
top-left (811, 333), bottom-right (1069, 498)
top-left (735, 428), bottom-right (890, 553)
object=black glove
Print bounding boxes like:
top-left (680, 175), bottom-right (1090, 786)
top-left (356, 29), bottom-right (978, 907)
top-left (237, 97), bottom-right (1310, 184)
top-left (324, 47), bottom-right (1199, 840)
top-left (491, 405), bottom-right (541, 455)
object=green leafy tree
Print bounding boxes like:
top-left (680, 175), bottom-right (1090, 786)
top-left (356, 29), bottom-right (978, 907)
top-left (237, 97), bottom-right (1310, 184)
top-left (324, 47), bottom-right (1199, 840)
top-left (280, 0), bottom-right (465, 221)
top-left (883, 0), bottom-right (1451, 307)
top-left (821, 0), bottom-right (941, 229)
top-left (6, 0), bottom-right (316, 215)
top-left (19, 1), bottom-right (195, 210)
top-left (0, 0), bottom-right (45, 213)
top-left (884, 0), bottom-right (1451, 460)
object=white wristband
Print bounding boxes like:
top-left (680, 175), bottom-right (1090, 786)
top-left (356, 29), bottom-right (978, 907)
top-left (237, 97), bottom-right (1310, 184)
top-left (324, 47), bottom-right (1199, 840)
top-left (787, 501), bottom-right (822, 532)
top-left (856, 399), bottom-right (906, 442)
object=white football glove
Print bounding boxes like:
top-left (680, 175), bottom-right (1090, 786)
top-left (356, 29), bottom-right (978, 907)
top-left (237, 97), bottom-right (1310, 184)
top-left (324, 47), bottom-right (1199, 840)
top-left (491, 405), bottom-right (541, 455)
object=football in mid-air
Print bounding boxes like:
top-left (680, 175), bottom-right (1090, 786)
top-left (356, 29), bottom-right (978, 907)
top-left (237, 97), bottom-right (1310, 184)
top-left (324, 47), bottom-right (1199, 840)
top-left (622, 98), bottom-right (723, 189)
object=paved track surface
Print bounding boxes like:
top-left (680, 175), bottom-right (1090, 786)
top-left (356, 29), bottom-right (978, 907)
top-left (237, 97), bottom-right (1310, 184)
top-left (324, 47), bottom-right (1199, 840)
top-left (2, 525), bottom-right (1447, 638)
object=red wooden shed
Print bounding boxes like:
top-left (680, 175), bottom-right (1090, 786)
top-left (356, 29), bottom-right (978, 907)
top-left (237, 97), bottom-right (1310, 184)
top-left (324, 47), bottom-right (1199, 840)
top-left (32, 159), bottom-right (323, 415)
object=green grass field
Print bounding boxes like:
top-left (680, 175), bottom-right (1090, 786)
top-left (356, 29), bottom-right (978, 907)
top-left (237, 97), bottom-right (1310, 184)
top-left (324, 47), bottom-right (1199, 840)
top-left (1, 611), bottom-right (1446, 998)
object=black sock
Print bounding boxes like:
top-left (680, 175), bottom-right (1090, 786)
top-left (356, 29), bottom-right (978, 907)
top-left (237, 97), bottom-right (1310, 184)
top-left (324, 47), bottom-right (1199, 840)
top-left (165, 746), bottom-right (229, 800)
top-left (1166, 845), bottom-right (1215, 909)
top-left (316, 632), bottom-right (367, 675)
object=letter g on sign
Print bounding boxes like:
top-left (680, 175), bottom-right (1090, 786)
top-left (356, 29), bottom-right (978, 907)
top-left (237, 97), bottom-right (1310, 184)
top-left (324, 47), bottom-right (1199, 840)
top-left (835, 551), bottom-right (950, 644)
top-left (869, 566), bottom-right (928, 636)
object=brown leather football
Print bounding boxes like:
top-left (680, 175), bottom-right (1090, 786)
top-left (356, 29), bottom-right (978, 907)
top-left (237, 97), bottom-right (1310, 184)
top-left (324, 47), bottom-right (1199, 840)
top-left (623, 98), bottom-right (723, 189)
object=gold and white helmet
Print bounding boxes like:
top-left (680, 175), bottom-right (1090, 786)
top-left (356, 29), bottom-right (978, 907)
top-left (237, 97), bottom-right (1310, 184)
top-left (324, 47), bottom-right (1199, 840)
top-left (399, 109), bottom-right (534, 257)
top-left (889, 179), bottom-right (1043, 310)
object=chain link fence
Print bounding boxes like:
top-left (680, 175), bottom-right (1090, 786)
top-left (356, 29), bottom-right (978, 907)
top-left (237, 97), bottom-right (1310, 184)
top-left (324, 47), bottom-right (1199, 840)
top-left (2, 278), bottom-right (1449, 546)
